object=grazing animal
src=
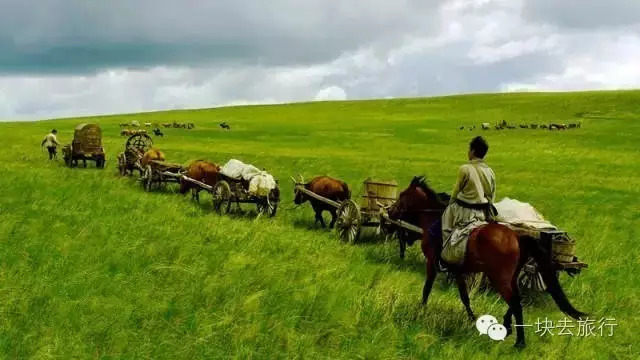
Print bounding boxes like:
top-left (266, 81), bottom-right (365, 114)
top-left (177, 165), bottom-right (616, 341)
top-left (506, 125), bottom-right (516, 129)
top-left (530, 124), bottom-right (538, 129)
top-left (220, 122), bottom-right (231, 130)
top-left (162, 123), bottom-right (172, 128)
top-left (519, 124), bottom-right (529, 129)
top-left (180, 160), bottom-right (221, 202)
top-left (153, 128), bottom-right (163, 137)
top-left (494, 125), bottom-right (502, 130)
top-left (550, 123), bottom-right (567, 130)
top-left (459, 126), bottom-right (465, 130)
top-left (140, 148), bottom-right (165, 168)
top-left (388, 176), bottom-right (586, 348)
top-left (540, 124), bottom-right (548, 129)
top-left (119, 123), bottom-right (129, 128)
top-left (292, 175), bottom-right (351, 228)
top-left (186, 123), bottom-right (195, 129)
top-left (481, 123), bottom-right (490, 130)
top-left (144, 122), bottom-right (152, 127)
top-left (120, 129), bottom-right (131, 136)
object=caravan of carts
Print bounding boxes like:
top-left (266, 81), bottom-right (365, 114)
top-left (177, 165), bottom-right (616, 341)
top-left (64, 124), bottom-right (586, 295)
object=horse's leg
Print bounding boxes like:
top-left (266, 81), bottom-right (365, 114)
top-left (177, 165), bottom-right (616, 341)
top-left (454, 272), bottom-right (475, 320)
top-left (399, 234), bottom-right (406, 259)
top-left (422, 248), bottom-right (438, 305)
top-left (487, 269), bottom-right (525, 348)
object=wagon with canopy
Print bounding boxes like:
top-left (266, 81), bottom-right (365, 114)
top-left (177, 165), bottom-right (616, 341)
top-left (62, 123), bottom-right (106, 168)
top-left (181, 159), bottom-right (280, 217)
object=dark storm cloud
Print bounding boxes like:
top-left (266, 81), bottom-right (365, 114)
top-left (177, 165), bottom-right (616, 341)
top-left (522, 0), bottom-right (640, 29)
top-left (0, 0), bottom-right (445, 74)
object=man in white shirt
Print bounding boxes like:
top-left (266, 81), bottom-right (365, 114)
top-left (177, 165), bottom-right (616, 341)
top-left (440, 136), bottom-right (498, 265)
top-left (41, 129), bottom-right (60, 160)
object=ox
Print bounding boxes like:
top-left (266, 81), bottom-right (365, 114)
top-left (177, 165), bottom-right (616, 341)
top-left (292, 175), bottom-right (351, 228)
top-left (141, 148), bottom-right (165, 168)
top-left (180, 160), bottom-right (221, 202)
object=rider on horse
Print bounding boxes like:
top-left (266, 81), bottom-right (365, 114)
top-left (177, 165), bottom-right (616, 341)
top-left (432, 136), bottom-right (498, 265)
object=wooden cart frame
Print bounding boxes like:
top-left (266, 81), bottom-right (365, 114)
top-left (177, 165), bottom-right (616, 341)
top-left (139, 159), bottom-right (186, 192)
top-left (117, 133), bottom-right (154, 176)
top-left (63, 123), bottom-right (105, 168)
top-left (182, 173), bottom-right (280, 217)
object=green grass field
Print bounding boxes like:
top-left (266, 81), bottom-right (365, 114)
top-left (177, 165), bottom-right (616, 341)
top-left (1, 90), bottom-right (639, 359)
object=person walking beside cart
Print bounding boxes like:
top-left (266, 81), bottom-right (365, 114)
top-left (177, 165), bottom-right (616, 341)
top-left (41, 129), bottom-right (61, 160)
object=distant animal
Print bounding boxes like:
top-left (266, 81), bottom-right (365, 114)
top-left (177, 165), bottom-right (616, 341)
top-left (153, 128), bottom-right (163, 137)
top-left (530, 124), bottom-right (538, 129)
top-left (292, 175), bottom-right (351, 228)
top-left (220, 122), bottom-right (231, 130)
top-left (140, 148), bottom-right (165, 168)
top-left (459, 126), bottom-right (465, 130)
top-left (540, 124), bottom-right (548, 129)
top-left (144, 122), bottom-right (152, 127)
top-left (131, 121), bottom-right (140, 127)
top-left (481, 123), bottom-right (490, 130)
top-left (180, 160), bottom-right (222, 202)
top-left (186, 123), bottom-right (195, 129)
top-left (119, 123), bottom-right (129, 128)
top-left (519, 124), bottom-right (529, 129)
top-left (120, 129), bottom-right (131, 136)
top-left (494, 125), bottom-right (502, 130)
top-left (162, 123), bottom-right (172, 128)
top-left (506, 125), bottom-right (516, 129)
top-left (549, 123), bottom-right (567, 130)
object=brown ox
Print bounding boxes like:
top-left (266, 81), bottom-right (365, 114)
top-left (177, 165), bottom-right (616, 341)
top-left (140, 148), bottom-right (165, 168)
top-left (179, 160), bottom-right (221, 202)
top-left (292, 175), bottom-right (351, 228)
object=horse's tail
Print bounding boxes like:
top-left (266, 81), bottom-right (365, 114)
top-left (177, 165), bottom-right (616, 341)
top-left (523, 236), bottom-right (587, 319)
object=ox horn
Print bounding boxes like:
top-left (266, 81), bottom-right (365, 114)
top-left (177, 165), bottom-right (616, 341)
top-left (290, 176), bottom-right (297, 184)
top-left (298, 174), bottom-right (304, 184)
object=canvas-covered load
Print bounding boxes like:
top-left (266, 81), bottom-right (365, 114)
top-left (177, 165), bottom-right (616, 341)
top-left (72, 123), bottom-right (103, 154)
top-left (494, 197), bottom-right (557, 230)
top-left (220, 159), bottom-right (277, 196)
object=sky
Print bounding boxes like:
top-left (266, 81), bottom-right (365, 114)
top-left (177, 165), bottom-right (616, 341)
top-left (1, 0), bottom-right (639, 121)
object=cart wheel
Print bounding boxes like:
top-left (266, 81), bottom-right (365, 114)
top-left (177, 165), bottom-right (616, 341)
top-left (117, 153), bottom-right (126, 175)
top-left (143, 165), bottom-right (153, 192)
top-left (336, 199), bottom-right (361, 244)
top-left (518, 258), bottom-right (547, 294)
top-left (257, 196), bottom-right (278, 217)
top-left (212, 180), bottom-right (232, 214)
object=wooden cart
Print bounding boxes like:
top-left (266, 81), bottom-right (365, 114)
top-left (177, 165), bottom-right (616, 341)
top-left (140, 159), bottom-right (186, 192)
top-left (62, 123), bottom-right (105, 168)
top-left (117, 133), bottom-right (153, 176)
top-left (505, 225), bottom-right (588, 293)
top-left (181, 173), bottom-right (280, 217)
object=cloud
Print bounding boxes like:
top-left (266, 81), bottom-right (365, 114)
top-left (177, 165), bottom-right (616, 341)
top-left (315, 86), bottom-right (347, 101)
top-left (1, 0), bottom-right (640, 120)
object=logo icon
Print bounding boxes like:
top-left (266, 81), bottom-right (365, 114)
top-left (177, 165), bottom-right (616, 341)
top-left (487, 323), bottom-right (508, 341)
top-left (476, 314), bottom-right (498, 335)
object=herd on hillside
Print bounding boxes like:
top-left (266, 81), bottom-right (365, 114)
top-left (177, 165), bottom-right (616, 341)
top-left (118, 120), bottom-right (233, 137)
top-left (460, 120), bottom-right (582, 131)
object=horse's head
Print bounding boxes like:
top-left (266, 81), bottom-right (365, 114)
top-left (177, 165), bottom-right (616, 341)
top-left (291, 175), bottom-right (307, 204)
top-left (389, 176), bottom-right (448, 221)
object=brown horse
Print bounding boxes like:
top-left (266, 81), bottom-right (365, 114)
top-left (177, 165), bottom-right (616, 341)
top-left (180, 160), bottom-right (221, 202)
top-left (292, 175), bottom-right (351, 228)
top-left (388, 176), bottom-right (586, 348)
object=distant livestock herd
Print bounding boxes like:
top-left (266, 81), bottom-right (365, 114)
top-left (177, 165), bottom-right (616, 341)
top-left (460, 120), bottom-right (582, 131)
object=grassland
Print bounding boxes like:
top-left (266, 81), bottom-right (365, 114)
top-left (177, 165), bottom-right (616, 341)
top-left (0, 90), bottom-right (639, 359)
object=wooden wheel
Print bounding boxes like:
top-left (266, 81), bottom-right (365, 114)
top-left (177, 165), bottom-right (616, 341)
top-left (126, 133), bottom-right (153, 154)
top-left (336, 200), bottom-right (361, 243)
top-left (212, 180), bottom-right (232, 214)
top-left (142, 165), bottom-right (153, 192)
top-left (117, 152), bottom-right (126, 175)
top-left (256, 194), bottom-right (278, 217)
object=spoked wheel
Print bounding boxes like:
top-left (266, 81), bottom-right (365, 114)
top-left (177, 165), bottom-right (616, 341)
top-left (126, 133), bottom-right (153, 154)
top-left (336, 200), bottom-right (361, 244)
top-left (518, 258), bottom-right (547, 298)
top-left (256, 196), bottom-right (278, 217)
top-left (212, 180), bottom-right (232, 214)
top-left (142, 165), bottom-right (153, 192)
top-left (117, 153), bottom-right (127, 175)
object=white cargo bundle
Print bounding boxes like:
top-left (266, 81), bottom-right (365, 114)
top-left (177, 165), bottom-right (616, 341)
top-left (220, 159), bottom-right (277, 196)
